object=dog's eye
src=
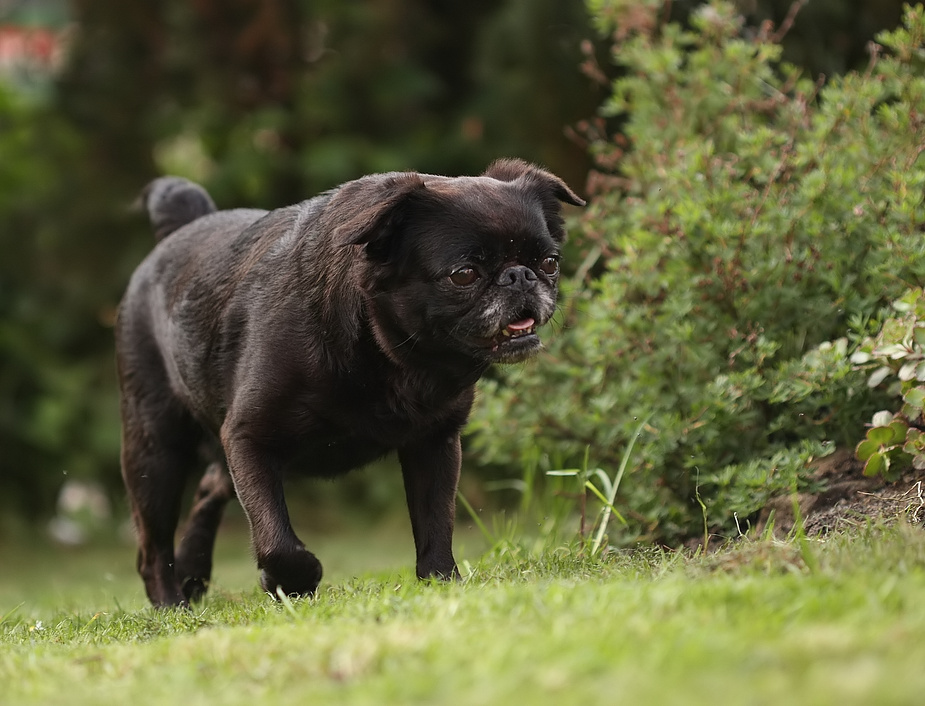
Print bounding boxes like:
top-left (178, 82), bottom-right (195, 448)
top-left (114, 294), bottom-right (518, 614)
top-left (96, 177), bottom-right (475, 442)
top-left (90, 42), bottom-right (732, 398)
top-left (449, 267), bottom-right (480, 286)
top-left (539, 257), bottom-right (560, 276)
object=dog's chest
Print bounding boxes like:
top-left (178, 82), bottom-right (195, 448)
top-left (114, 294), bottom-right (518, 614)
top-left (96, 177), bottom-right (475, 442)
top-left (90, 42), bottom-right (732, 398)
top-left (281, 391), bottom-right (465, 478)
top-left (283, 434), bottom-right (391, 478)
top-left (330, 380), bottom-right (467, 444)
top-left (288, 370), bottom-right (470, 448)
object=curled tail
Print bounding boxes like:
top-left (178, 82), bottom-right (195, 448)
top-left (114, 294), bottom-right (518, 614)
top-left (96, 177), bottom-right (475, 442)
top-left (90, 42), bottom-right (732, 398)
top-left (143, 177), bottom-right (217, 242)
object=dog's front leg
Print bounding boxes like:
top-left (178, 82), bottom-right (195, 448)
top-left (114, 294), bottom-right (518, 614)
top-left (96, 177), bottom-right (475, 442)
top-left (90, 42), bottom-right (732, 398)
top-left (222, 426), bottom-right (323, 598)
top-left (398, 430), bottom-right (462, 581)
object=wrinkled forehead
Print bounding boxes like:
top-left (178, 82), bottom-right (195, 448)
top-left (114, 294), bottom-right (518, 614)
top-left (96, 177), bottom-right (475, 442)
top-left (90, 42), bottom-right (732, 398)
top-left (404, 176), bottom-right (558, 267)
top-left (420, 176), bottom-right (551, 238)
top-left (421, 174), bottom-right (528, 206)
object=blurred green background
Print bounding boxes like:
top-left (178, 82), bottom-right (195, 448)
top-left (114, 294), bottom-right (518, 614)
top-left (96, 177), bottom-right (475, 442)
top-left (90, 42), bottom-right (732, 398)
top-left (0, 0), bottom-right (906, 538)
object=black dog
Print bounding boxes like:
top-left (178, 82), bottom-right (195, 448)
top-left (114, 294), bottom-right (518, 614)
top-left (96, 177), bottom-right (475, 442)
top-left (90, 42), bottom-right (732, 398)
top-left (116, 159), bottom-right (584, 607)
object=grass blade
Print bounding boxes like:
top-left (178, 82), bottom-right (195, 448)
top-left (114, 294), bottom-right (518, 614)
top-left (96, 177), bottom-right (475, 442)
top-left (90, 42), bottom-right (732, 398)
top-left (590, 416), bottom-right (649, 554)
top-left (457, 490), bottom-right (496, 545)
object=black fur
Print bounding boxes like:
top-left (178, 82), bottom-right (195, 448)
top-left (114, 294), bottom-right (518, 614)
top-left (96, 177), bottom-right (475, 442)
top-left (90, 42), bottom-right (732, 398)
top-left (143, 176), bottom-right (217, 242)
top-left (116, 159), bottom-right (584, 606)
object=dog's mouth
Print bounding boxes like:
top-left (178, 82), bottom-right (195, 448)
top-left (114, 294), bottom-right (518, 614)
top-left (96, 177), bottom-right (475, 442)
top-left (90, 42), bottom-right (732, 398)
top-left (496, 317), bottom-right (536, 343)
top-left (474, 317), bottom-right (542, 362)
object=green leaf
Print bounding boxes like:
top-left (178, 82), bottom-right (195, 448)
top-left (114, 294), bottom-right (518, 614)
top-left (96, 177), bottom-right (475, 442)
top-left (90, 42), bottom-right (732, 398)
top-left (903, 386), bottom-right (925, 410)
top-left (583, 480), bottom-right (628, 526)
top-left (866, 426), bottom-right (896, 445)
top-left (856, 438), bottom-right (879, 462)
top-left (902, 427), bottom-right (925, 456)
top-left (589, 468), bottom-right (615, 496)
top-left (886, 452), bottom-right (913, 479)
top-left (863, 451), bottom-right (886, 477)
top-left (867, 367), bottom-right (893, 388)
top-left (914, 325), bottom-right (925, 348)
top-left (877, 344), bottom-right (910, 360)
top-left (888, 419), bottom-right (910, 444)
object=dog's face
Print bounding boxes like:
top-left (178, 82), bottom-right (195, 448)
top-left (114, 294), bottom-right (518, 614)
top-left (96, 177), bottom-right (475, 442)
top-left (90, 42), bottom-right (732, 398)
top-left (329, 159), bottom-right (584, 367)
top-left (385, 180), bottom-right (564, 365)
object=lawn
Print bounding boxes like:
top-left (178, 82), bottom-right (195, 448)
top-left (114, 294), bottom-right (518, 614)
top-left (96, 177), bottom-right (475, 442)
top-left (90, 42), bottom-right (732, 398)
top-left (2, 520), bottom-right (925, 705)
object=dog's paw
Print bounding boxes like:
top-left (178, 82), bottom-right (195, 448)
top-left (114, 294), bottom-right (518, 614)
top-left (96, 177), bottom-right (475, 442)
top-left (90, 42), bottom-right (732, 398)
top-left (180, 576), bottom-right (208, 603)
top-left (259, 548), bottom-right (323, 598)
top-left (416, 559), bottom-right (460, 582)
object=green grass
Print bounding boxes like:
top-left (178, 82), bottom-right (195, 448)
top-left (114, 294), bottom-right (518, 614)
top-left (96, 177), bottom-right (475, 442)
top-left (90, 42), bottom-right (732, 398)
top-left (3, 522), bottom-right (925, 705)
top-left (0, 511), bottom-right (433, 614)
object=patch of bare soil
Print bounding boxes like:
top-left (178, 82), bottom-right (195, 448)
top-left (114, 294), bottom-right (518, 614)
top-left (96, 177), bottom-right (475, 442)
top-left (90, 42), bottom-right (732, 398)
top-left (756, 448), bottom-right (925, 538)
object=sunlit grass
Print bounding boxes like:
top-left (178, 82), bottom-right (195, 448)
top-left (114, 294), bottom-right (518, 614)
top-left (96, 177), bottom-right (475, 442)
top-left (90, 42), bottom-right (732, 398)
top-left (3, 522), bottom-right (925, 705)
top-left (0, 509), bottom-right (489, 616)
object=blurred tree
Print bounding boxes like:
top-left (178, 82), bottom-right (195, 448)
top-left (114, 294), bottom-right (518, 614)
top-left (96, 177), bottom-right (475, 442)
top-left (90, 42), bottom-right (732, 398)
top-left (0, 84), bottom-right (122, 522)
top-left (0, 0), bottom-right (910, 525)
top-left (741, 0), bottom-right (907, 77)
top-left (0, 0), bottom-right (600, 523)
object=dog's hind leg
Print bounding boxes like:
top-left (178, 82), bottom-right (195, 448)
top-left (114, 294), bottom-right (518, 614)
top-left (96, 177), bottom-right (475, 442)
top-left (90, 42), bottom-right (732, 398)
top-left (120, 384), bottom-right (201, 608)
top-left (175, 462), bottom-right (235, 603)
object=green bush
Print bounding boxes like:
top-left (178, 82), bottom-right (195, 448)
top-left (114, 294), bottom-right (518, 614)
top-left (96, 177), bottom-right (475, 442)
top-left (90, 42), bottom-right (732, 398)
top-left (468, 1), bottom-right (925, 544)
top-left (0, 86), bottom-right (125, 521)
top-left (853, 287), bottom-right (925, 478)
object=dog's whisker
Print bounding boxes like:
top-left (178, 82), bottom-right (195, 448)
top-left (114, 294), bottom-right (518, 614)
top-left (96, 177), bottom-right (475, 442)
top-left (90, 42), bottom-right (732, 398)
top-left (393, 332), bottom-right (420, 350)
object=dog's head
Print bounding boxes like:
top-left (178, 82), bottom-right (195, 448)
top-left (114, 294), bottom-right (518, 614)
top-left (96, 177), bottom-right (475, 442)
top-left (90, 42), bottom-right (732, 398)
top-left (324, 159), bottom-right (585, 367)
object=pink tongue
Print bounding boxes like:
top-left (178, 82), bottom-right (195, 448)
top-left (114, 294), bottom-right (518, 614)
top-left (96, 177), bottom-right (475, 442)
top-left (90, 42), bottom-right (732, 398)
top-left (506, 318), bottom-right (535, 332)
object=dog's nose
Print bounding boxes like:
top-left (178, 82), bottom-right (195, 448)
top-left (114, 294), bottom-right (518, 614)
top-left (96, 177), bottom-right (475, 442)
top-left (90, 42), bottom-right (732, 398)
top-left (496, 265), bottom-right (537, 291)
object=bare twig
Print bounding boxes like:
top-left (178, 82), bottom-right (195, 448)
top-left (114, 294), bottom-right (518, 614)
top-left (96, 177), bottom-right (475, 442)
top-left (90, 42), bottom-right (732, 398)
top-left (771, 0), bottom-right (808, 44)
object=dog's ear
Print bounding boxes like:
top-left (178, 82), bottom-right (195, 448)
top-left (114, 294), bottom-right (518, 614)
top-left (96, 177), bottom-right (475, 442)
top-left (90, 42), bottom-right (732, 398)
top-left (326, 173), bottom-right (427, 255)
top-left (484, 159), bottom-right (585, 243)
top-left (483, 158), bottom-right (586, 208)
